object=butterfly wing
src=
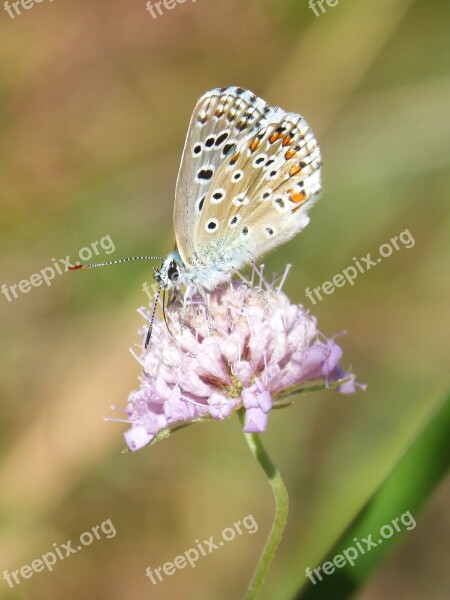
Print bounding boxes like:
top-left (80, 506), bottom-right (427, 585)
top-left (193, 106), bottom-right (322, 273)
top-left (173, 86), bottom-right (281, 267)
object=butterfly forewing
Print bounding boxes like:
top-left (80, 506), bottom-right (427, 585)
top-left (173, 86), bottom-right (279, 266)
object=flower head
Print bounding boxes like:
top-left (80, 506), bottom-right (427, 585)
top-left (119, 265), bottom-right (360, 451)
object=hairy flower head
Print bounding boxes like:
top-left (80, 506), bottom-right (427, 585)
top-left (119, 266), bottom-right (359, 450)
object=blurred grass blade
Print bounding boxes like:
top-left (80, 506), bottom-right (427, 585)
top-left (294, 389), bottom-right (450, 600)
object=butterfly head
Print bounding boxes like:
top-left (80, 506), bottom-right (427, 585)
top-left (153, 253), bottom-right (184, 290)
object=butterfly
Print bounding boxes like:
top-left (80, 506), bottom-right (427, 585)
top-left (155, 86), bottom-right (321, 289)
top-left (70, 86), bottom-right (322, 345)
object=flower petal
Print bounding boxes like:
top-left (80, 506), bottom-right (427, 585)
top-left (243, 407), bottom-right (269, 433)
top-left (124, 426), bottom-right (154, 451)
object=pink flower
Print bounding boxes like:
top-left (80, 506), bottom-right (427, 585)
top-left (242, 379), bottom-right (272, 433)
top-left (117, 265), bottom-right (360, 451)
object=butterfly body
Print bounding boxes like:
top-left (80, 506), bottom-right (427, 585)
top-left (153, 247), bottom-right (246, 292)
top-left (153, 86), bottom-right (322, 294)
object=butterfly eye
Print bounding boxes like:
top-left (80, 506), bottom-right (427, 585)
top-left (167, 263), bottom-right (180, 282)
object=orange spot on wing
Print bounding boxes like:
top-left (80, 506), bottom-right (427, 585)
top-left (230, 152), bottom-right (240, 165)
top-left (285, 149), bottom-right (297, 160)
top-left (290, 191), bottom-right (307, 203)
top-left (269, 132), bottom-right (283, 144)
top-left (282, 135), bottom-right (292, 146)
top-left (289, 165), bottom-right (302, 177)
top-left (249, 138), bottom-right (260, 152)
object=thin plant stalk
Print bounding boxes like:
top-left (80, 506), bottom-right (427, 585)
top-left (238, 408), bottom-right (289, 600)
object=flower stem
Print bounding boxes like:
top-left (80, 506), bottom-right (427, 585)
top-left (238, 408), bottom-right (289, 600)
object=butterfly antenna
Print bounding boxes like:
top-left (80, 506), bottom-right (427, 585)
top-left (145, 281), bottom-right (163, 348)
top-left (68, 256), bottom-right (164, 270)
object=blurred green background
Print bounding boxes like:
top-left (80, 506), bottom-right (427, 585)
top-left (0, 0), bottom-right (449, 598)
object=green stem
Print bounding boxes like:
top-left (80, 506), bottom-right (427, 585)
top-left (238, 408), bottom-right (289, 600)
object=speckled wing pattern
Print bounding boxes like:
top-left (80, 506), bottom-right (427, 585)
top-left (173, 86), bottom-right (322, 273)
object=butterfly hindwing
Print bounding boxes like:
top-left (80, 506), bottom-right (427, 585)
top-left (173, 87), bottom-right (280, 266)
top-left (193, 109), bottom-right (322, 269)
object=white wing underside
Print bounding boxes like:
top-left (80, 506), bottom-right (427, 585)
top-left (173, 86), bottom-right (322, 287)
